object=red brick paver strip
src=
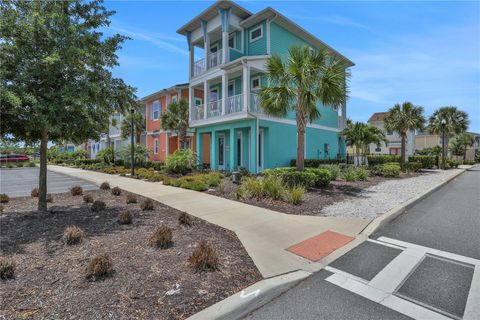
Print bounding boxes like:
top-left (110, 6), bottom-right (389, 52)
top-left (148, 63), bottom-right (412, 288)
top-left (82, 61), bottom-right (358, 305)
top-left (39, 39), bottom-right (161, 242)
top-left (287, 230), bottom-right (354, 261)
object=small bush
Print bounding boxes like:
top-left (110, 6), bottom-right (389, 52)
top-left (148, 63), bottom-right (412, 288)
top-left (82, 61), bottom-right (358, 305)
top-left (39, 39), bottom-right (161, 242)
top-left (367, 155), bottom-right (401, 166)
top-left (16, 162), bottom-right (24, 167)
top-left (409, 155), bottom-right (435, 169)
top-left (126, 194), bottom-right (137, 204)
top-left (91, 200), bottom-right (106, 212)
top-left (28, 162), bottom-right (36, 167)
top-left (463, 160), bottom-right (476, 165)
top-left (63, 225), bottom-right (85, 245)
top-left (354, 167), bottom-right (370, 181)
top-left (319, 164), bottom-right (341, 180)
top-left (118, 211), bottom-right (133, 225)
top-left (342, 167), bottom-right (369, 181)
top-left (189, 180), bottom-right (208, 191)
top-left (374, 163), bottom-right (400, 177)
top-left (403, 162), bottom-right (422, 173)
top-left (141, 198), bottom-right (154, 211)
top-left (31, 187), bottom-right (39, 197)
top-left (343, 169), bottom-right (358, 182)
top-left (148, 225), bottom-right (173, 248)
top-left (0, 194), bottom-right (10, 203)
top-left (178, 212), bottom-right (193, 227)
top-left (7, 164), bottom-right (14, 169)
top-left (83, 194), bottom-right (94, 203)
top-left (290, 158), bottom-right (343, 167)
top-left (262, 176), bottom-right (284, 200)
top-left (46, 193), bottom-right (53, 203)
top-left (0, 256), bottom-right (16, 280)
top-left (448, 159), bottom-right (460, 168)
top-left (264, 168), bottom-right (316, 188)
top-left (306, 168), bottom-right (332, 187)
top-left (99, 181), bottom-right (110, 190)
top-left (111, 186), bottom-right (121, 196)
top-left (165, 149), bottom-right (197, 174)
top-left (237, 176), bottom-right (264, 199)
top-left (70, 185), bottom-right (83, 196)
top-left (85, 254), bottom-right (113, 281)
top-left (285, 186), bottom-right (305, 205)
top-left (188, 241), bottom-right (219, 272)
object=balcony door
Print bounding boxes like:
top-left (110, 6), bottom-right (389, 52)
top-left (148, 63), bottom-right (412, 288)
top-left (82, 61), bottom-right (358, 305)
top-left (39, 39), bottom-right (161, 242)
top-left (209, 88), bottom-right (219, 116)
top-left (217, 133), bottom-right (226, 170)
top-left (227, 82), bottom-right (235, 113)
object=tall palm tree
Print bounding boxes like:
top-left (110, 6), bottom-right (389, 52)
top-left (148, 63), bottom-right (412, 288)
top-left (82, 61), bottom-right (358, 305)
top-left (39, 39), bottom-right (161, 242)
top-left (427, 106), bottom-right (469, 156)
top-left (342, 121), bottom-right (387, 165)
top-left (259, 46), bottom-right (350, 171)
top-left (160, 99), bottom-right (189, 149)
top-left (384, 102), bottom-right (425, 165)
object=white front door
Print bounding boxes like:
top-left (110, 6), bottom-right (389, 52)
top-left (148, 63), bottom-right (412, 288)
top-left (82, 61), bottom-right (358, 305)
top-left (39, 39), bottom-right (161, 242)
top-left (218, 133), bottom-right (226, 170)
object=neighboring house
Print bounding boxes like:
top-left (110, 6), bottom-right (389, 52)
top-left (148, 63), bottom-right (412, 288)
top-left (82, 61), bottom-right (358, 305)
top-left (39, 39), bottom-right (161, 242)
top-left (414, 131), bottom-right (479, 160)
top-left (177, 1), bottom-right (351, 173)
top-left (139, 83), bottom-right (197, 162)
top-left (367, 112), bottom-right (416, 156)
top-left (89, 110), bottom-right (147, 159)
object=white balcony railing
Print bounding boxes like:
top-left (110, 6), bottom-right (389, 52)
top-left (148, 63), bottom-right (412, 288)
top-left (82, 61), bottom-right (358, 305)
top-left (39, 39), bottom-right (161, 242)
top-left (207, 49), bottom-right (222, 69)
top-left (226, 94), bottom-right (243, 114)
top-left (191, 104), bottom-right (204, 121)
top-left (207, 99), bottom-right (222, 118)
top-left (249, 93), bottom-right (262, 113)
top-left (193, 59), bottom-right (206, 77)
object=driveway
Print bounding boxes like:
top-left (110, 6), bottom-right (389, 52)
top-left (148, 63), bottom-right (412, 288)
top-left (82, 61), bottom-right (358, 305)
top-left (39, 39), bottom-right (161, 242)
top-left (0, 167), bottom-right (97, 197)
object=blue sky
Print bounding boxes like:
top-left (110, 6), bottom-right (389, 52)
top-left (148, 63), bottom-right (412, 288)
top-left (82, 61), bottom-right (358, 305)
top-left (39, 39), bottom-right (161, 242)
top-left (103, 1), bottom-right (480, 132)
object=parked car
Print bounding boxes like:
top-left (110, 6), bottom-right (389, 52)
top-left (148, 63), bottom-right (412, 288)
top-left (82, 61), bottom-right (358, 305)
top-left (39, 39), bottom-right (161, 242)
top-left (0, 154), bottom-right (30, 163)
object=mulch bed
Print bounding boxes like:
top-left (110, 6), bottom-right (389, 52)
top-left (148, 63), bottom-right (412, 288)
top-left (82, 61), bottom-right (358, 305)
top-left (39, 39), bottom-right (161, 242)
top-left (0, 189), bottom-right (261, 319)
top-left (210, 173), bottom-right (421, 216)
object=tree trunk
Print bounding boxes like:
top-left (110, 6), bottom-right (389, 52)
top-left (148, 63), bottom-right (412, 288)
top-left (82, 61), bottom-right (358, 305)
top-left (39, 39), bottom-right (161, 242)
top-left (38, 129), bottom-right (48, 212)
top-left (179, 127), bottom-right (187, 149)
top-left (136, 131), bottom-right (141, 144)
top-left (445, 134), bottom-right (449, 158)
top-left (400, 133), bottom-right (407, 165)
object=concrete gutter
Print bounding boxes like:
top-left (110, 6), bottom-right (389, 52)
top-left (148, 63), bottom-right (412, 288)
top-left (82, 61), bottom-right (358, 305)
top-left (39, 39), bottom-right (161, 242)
top-left (187, 270), bottom-right (311, 320)
top-left (360, 168), bottom-right (466, 236)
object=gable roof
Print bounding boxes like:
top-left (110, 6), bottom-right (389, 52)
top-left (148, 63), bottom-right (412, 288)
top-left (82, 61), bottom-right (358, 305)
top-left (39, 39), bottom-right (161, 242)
top-left (177, 0), bottom-right (252, 35)
top-left (138, 83), bottom-right (189, 103)
top-left (368, 112), bottom-right (390, 123)
top-left (241, 7), bottom-right (354, 66)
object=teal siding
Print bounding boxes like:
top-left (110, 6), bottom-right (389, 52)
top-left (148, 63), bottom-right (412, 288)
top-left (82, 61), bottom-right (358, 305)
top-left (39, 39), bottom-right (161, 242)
top-left (246, 21), bottom-right (267, 56)
top-left (230, 49), bottom-right (243, 61)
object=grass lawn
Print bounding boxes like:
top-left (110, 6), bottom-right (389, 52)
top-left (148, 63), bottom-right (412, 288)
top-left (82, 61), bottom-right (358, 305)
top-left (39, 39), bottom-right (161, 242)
top-left (0, 188), bottom-right (261, 319)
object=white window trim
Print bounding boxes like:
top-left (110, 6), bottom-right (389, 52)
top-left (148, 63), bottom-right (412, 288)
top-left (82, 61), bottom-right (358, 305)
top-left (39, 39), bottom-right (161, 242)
top-left (210, 42), bottom-right (219, 53)
top-left (194, 97), bottom-right (203, 105)
top-left (152, 100), bottom-right (161, 121)
top-left (251, 76), bottom-right (261, 91)
top-left (228, 32), bottom-right (235, 49)
top-left (153, 138), bottom-right (159, 154)
top-left (249, 25), bottom-right (263, 43)
top-left (210, 87), bottom-right (219, 101)
top-left (171, 95), bottom-right (178, 103)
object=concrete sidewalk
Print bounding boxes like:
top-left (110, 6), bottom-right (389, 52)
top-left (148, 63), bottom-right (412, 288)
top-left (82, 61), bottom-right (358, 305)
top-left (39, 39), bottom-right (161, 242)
top-left (48, 165), bottom-right (370, 278)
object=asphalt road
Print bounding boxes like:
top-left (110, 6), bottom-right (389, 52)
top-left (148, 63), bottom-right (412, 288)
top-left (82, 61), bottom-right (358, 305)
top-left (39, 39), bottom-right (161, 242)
top-left (247, 168), bottom-right (479, 319)
top-left (0, 167), bottom-right (97, 197)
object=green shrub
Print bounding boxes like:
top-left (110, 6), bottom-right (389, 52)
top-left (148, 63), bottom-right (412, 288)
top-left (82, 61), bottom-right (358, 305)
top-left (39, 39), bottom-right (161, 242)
top-left (262, 176), bottom-right (284, 200)
top-left (409, 156), bottom-right (435, 169)
top-left (354, 167), bottom-right (370, 181)
top-left (343, 169), bottom-right (357, 182)
top-left (463, 160), bottom-right (476, 165)
top-left (403, 162), bottom-right (422, 173)
top-left (264, 168), bottom-right (316, 188)
top-left (165, 149), bottom-right (197, 174)
top-left (319, 164), bottom-right (341, 180)
top-left (367, 155), bottom-right (401, 166)
top-left (374, 163), bottom-right (400, 177)
top-left (285, 186), bottom-right (305, 205)
top-left (289, 159), bottom-right (343, 167)
top-left (196, 172), bottom-right (223, 187)
top-left (342, 167), bottom-right (370, 181)
top-left (28, 162), bottom-right (36, 167)
top-left (189, 180), bottom-right (208, 191)
top-left (305, 168), bottom-right (332, 187)
top-left (236, 176), bottom-right (264, 199)
top-left (7, 164), bottom-right (14, 169)
top-left (448, 159), bottom-right (460, 168)
top-left (16, 162), bottom-right (24, 167)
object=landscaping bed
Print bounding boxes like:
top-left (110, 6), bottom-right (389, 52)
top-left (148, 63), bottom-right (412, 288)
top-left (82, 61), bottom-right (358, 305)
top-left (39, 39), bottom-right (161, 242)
top-left (210, 173), bottom-right (419, 216)
top-left (0, 189), bottom-right (261, 319)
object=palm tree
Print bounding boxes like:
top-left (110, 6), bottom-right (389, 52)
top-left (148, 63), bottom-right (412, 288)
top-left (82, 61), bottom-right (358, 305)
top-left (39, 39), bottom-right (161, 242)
top-left (121, 109), bottom-right (146, 143)
top-left (450, 132), bottom-right (474, 161)
top-left (428, 106), bottom-right (469, 156)
top-left (259, 46), bottom-right (350, 171)
top-left (384, 102), bottom-right (425, 165)
top-left (342, 121), bottom-right (387, 165)
top-left (160, 99), bottom-right (189, 149)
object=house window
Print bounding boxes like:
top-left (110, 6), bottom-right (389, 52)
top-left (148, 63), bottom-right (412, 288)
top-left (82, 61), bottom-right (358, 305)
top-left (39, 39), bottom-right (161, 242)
top-left (387, 130), bottom-right (393, 135)
top-left (194, 97), bottom-right (203, 106)
top-left (153, 138), bottom-right (159, 154)
top-left (182, 138), bottom-right (191, 149)
top-left (375, 146), bottom-right (382, 152)
top-left (210, 43), bottom-right (218, 53)
top-left (171, 95), bottom-right (178, 103)
top-left (250, 25), bottom-right (263, 42)
top-left (251, 76), bottom-right (261, 90)
top-left (151, 100), bottom-right (160, 120)
top-left (228, 33), bottom-right (236, 49)
top-left (324, 143), bottom-right (330, 156)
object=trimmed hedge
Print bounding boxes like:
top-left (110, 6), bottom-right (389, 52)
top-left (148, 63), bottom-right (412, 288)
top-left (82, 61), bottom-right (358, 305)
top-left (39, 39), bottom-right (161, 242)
top-left (409, 156), bottom-right (434, 169)
top-left (403, 162), bottom-right (422, 172)
top-left (367, 155), bottom-right (400, 166)
top-left (289, 158), bottom-right (344, 168)
top-left (372, 163), bottom-right (400, 177)
top-left (264, 167), bottom-right (331, 188)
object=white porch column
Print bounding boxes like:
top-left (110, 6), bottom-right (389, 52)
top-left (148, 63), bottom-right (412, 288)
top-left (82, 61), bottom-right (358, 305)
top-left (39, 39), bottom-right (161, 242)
top-left (203, 80), bottom-right (208, 119)
top-left (222, 31), bottom-right (229, 64)
top-left (222, 72), bottom-right (228, 115)
top-left (188, 86), bottom-right (193, 122)
top-left (242, 62), bottom-right (250, 111)
top-left (186, 31), bottom-right (194, 78)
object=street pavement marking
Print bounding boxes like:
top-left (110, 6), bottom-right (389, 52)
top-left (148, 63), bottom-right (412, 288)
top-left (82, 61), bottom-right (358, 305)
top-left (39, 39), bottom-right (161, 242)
top-left (377, 237), bottom-right (480, 267)
top-left (367, 238), bottom-right (405, 250)
top-left (326, 273), bottom-right (450, 320)
top-left (464, 266), bottom-right (480, 320)
top-left (368, 247), bottom-right (425, 293)
top-left (324, 266), bottom-right (369, 284)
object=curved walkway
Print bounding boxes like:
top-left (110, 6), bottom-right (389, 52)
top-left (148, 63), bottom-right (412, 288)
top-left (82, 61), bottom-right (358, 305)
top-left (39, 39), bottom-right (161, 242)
top-left (47, 165), bottom-right (370, 278)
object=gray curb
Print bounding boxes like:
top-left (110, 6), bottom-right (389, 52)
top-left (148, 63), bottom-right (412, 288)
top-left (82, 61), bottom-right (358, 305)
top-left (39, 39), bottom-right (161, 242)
top-left (187, 270), bottom-right (311, 320)
top-left (360, 168), bottom-right (466, 236)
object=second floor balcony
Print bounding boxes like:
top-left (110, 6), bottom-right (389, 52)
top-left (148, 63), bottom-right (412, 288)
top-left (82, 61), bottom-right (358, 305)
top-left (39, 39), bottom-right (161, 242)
top-left (193, 49), bottom-right (224, 77)
top-left (191, 93), bottom-right (262, 125)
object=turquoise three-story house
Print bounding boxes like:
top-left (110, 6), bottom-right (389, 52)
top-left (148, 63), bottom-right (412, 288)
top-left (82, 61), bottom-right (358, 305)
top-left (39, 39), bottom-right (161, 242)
top-left (177, 1), bottom-right (353, 173)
